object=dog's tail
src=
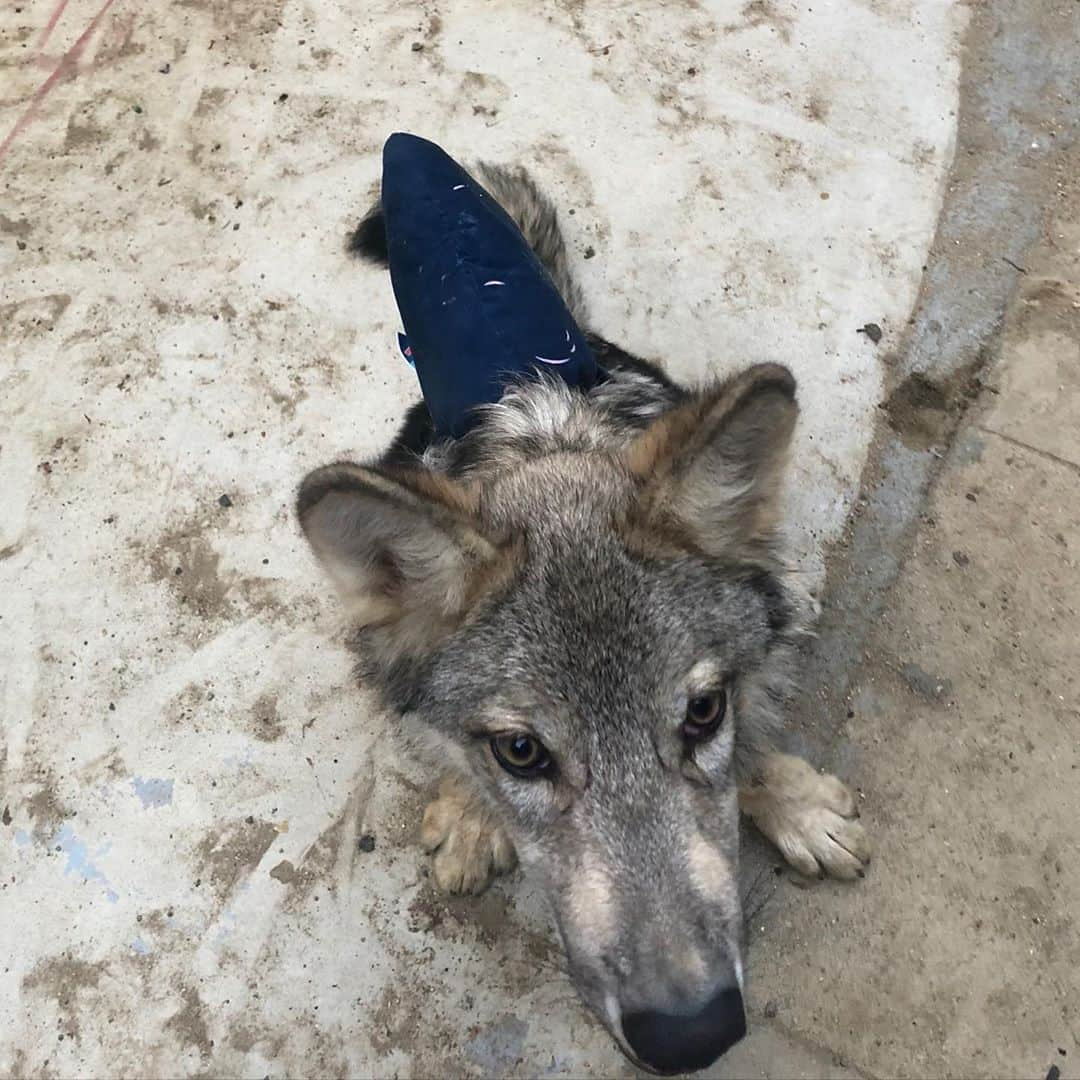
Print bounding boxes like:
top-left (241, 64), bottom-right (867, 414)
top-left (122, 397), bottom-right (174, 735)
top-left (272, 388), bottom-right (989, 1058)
top-left (347, 161), bottom-right (589, 327)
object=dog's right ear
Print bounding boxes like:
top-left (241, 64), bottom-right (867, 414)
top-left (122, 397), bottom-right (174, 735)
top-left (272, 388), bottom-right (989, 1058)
top-left (296, 462), bottom-right (506, 630)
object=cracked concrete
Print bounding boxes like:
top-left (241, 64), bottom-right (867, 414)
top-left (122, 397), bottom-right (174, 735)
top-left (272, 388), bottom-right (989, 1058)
top-left (1, 0), bottom-right (1077, 1077)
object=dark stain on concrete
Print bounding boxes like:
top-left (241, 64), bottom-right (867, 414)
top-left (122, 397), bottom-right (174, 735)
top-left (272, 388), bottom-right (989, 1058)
top-left (166, 984), bottom-right (213, 1059)
top-left (805, 94), bottom-right (830, 123)
top-left (369, 984), bottom-right (427, 1058)
top-left (0, 213), bottom-right (32, 240)
top-left (269, 858), bottom-right (298, 884)
top-left (144, 521), bottom-right (279, 632)
top-left (175, 0), bottom-right (288, 37)
top-left (167, 682), bottom-right (211, 731)
top-left (264, 371), bottom-right (308, 420)
top-left (770, 133), bottom-right (819, 189)
top-left (724, 0), bottom-right (794, 43)
top-left (883, 372), bottom-right (951, 449)
top-left (0, 294), bottom-right (72, 340)
top-left (900, 661), bottom-right (954, 700)
top-left (63, 118), bottom-right (108, 154)
top-left (196, 818), bottom-right (278, 900)
top-left (26, 777), bottom-right (72, 840)
top-left (407, 884), bottom-right (560, 971)
top-left (882, 366), bottom-right (983, 450)
top-left (249, 692), bottom-right (285, 742)
top-left (195, 87), bottom-right (228, 117)
top-left (23, 953), bottom-right (108, 1042)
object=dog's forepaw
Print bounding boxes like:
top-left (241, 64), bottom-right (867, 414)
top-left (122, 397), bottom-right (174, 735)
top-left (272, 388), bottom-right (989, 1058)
top-left (420, 777), bottom-right (517, 894)
top-left (739, 753), bottom-right (871, 880)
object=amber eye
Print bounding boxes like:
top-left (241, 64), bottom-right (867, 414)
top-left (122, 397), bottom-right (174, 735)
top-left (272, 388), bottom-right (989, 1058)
top-left (683, 690), bottom-right (727, 740)
top-left (490, 733), bottom-right (552, 779)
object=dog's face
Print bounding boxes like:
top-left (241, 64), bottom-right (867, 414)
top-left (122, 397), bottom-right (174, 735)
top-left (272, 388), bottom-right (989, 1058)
top-left (298, 365), bottom-right (803, 1074)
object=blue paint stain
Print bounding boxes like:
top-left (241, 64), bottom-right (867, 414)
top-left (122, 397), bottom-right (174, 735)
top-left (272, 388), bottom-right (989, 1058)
top-left (131, 777), bottom-right (174, 809)
top-left (464, 1016), bottom-right (529, 1073)
top-left (131, 936), bottom-right (151, 956)
top-left (53, 824), bottom-right (119, 903)
top-left (212, 909), bottom-right (238, 945)
top-left (14, 828), bottom-right (32, 847)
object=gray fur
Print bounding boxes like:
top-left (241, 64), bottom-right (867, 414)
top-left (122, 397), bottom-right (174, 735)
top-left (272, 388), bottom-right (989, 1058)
top-left (301, 162), bottom-right (862, 1074)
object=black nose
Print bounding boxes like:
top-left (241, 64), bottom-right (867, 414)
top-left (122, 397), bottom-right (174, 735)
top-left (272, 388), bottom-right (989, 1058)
top-left (621, 984), bottom-right (746, 1075)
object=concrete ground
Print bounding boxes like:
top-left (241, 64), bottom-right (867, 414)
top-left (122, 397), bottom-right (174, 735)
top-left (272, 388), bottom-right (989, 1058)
top-left (0, 0), bottom-right (1076, 1078)
top-left (750, 133), bottom-right (1080, 1080)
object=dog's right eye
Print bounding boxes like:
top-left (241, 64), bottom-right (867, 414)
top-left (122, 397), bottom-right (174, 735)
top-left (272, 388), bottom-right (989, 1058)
top-left (490, 733), bottom-right (552, 779)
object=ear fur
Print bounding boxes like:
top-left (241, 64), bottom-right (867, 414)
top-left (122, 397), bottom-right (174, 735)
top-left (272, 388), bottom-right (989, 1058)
top-left (624, 363), bottom-right (798, 558)
top-left (296, 462), bottom-right (512, 633)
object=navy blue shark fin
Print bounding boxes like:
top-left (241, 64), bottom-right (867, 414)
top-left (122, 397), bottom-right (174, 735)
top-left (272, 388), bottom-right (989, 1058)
top-left (381, 132), bottom-right (598, 438)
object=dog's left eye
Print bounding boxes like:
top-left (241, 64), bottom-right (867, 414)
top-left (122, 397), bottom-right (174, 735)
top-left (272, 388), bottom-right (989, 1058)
top-left (491, 733), bottom-right (552, 779)
top-left (683, 690), bottom-right (727, 741)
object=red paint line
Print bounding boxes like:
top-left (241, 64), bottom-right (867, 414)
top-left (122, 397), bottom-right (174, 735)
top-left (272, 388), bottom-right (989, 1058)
top-left (37, 0), bottom-right (73, 52)
top-left (0, 0), bottom-right (119, 167)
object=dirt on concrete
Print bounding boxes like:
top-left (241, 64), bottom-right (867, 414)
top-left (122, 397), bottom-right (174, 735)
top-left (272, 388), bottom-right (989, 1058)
top-left (750, 131), bottom-right (1080, 1080)
top-left (1, 0), bottom-right (1077, 1076)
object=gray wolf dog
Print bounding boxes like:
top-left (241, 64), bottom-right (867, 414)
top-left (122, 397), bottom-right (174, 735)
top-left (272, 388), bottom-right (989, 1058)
top-left (296, 163), bottom-right (870, 1075)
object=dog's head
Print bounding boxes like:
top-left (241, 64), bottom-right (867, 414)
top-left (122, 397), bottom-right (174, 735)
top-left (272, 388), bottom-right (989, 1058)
top-left (297, 364), bottom-right (807, 1074)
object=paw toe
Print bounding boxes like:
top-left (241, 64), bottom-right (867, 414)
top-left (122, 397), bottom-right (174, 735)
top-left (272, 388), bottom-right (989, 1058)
top-left (775, 833), bottom-right (826, 879)
top-left (834, 816), bottom-right (872, 862)
top-left (820, 817), bottom-right (872, 879)
top-left (490, 829), bottom-right (518, 875)
top-left (432, 845), bottom-right (472, 894)
top-left (419, 798), bottom-right (455, 852)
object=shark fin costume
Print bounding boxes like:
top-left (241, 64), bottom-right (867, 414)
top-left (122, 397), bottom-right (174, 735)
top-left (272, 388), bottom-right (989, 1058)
top-left (381, 132), bottom-right (601, 439)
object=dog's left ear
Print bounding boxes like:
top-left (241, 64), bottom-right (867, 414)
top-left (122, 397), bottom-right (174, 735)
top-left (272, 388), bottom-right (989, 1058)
top-left (625, 363), bottom-right (798, 557)
top-left (296, 462), bottom-right (507, 632)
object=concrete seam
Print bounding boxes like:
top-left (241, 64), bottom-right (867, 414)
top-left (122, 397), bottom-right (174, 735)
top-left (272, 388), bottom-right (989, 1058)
top-left (975, 424), bottom-right (1080, 476)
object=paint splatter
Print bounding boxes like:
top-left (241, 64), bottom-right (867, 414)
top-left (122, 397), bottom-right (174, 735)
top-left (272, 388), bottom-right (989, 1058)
top-left (131, 777), bottom-right (174, 809)
top-left (37, 0), bottom-right (74, 52)
top-left (53, 823), bottom-right (119, 903)
top-left (0, 0), bottom-right (119, 166)
top-left (464, 1016), bottom-right (530, 1072)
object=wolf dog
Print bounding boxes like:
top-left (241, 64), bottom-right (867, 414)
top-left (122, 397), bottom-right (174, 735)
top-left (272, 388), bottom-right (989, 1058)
top-left (296, 162), bottom-right (870, 1075)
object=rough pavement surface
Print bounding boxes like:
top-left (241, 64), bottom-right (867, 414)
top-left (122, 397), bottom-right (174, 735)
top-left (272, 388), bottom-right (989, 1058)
top-left (1, 0), bottom-right (1078, 1077)
top-left (754, 140), bottom-right (1080, 1078)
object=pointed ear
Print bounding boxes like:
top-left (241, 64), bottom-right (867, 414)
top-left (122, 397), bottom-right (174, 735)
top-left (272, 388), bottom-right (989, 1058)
top-left (625, 363), bottom-right (798, 557)
top-left (296, 462), bottom-right (509, 630)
